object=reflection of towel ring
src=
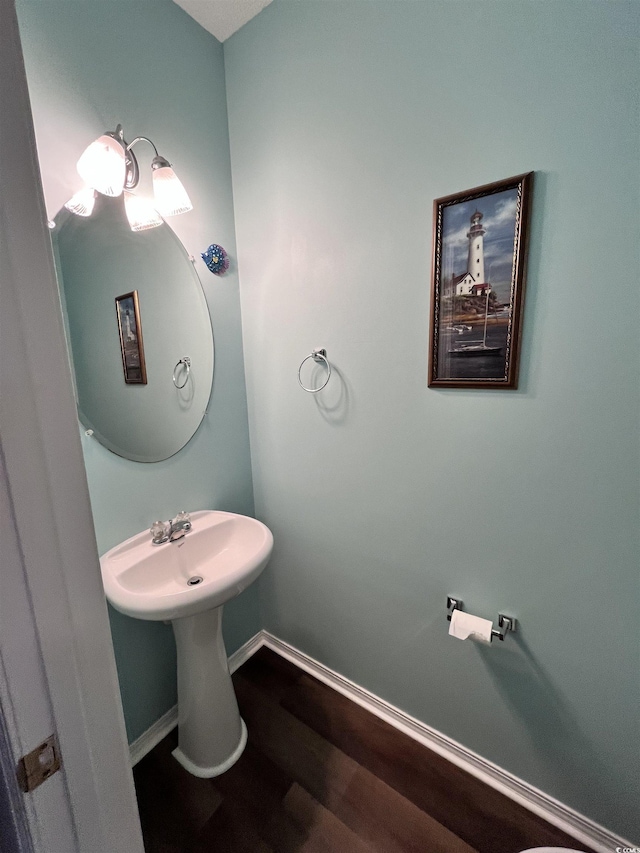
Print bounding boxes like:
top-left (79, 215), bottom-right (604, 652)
top-left (173, 357), bottom-right (191, 389)
top-left (298, 348), bottom-right (331, 393)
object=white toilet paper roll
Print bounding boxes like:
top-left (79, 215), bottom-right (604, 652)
top-left (448, 610), bottom-right (493, 644)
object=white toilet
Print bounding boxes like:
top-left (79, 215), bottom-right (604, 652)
top-left (520, 848), bottom-right (587, 852)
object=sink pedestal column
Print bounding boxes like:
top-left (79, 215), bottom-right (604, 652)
top-left (171, 606), bottom-right (247, 777)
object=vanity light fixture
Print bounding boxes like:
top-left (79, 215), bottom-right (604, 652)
top-left (66, 124), bottom-right (192, 230)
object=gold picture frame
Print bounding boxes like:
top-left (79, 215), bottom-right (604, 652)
top-left (115, 290), bottom-right (147, 384)
top-left (428, 172), bottom-right (533, 389)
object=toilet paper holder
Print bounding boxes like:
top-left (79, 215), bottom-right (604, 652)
top-left (446, 596), bottom-right (517, 642)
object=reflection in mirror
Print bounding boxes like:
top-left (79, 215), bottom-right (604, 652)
top-left (52, 194), bottom-right (214, 462)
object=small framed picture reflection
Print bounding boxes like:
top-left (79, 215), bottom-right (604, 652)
top-left (428, 172), bottom-right (533, 389)
top-left (115, 290), bottom-right (147, 384)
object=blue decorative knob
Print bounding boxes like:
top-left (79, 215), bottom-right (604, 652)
top-left (201, 243), bottom-right (229, 275)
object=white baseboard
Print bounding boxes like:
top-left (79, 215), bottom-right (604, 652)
top-left (129, 703), bottom-right (178, 767)
top-left (130, 629), bottom-right (633, 852)
top-left (229, 630), bottom-right (268, 671)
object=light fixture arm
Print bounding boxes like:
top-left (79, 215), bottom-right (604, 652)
top-left (124, 133), bottom-right (160, 190)
top-left (126, 136), bottom-right (159, 157)
top-left (124, 136), bottom-right (173, 187)
top-left (104, 126), bottom-right (164, 190)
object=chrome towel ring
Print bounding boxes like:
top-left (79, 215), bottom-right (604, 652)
top-left (298, 348), bottom-right (331, 393)
top-left (172, 356), bottom-right (191, 389)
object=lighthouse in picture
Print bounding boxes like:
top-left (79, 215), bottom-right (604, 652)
top-left (467, 209), bottom-right (486, 284)
top-left (452, 209), bottom-right (490, 296)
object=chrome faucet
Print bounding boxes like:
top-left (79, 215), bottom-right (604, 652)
top-left (150, 511), bottom-right (192, 545)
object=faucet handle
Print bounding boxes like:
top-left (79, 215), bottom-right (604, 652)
top-left (150, 520), bottom-right (170, 544)
top-left (174, 510), bottom-right (191, 527)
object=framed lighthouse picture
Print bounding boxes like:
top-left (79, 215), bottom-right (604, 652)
top-left (115, 290), bottom-right (147, 384)
top-left (428, 172), bottom-right (533, 388)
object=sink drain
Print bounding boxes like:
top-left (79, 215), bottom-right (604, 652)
top-left (187, 576), bottom-right (203, 586)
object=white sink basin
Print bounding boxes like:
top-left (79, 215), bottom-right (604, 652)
top-left (100, 509), bottom-right (273, 779)
top-left (100, 510), bottom-right (273, 621)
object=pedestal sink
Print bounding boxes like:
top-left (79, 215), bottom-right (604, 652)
top-left (100, 510), bottom-right (273, 777)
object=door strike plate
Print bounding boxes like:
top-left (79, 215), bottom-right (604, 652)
top-left (16, 734), bottom-right (61, 793)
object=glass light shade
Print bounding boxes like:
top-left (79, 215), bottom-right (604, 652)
top-left (152, 166), bottom-right (192, 216)
top-left (64, 186), bottom-right (96, 217)
top-left (124, 192), bottom-right (163, 232)
top-left (76, 135), bottom-right (126, 197)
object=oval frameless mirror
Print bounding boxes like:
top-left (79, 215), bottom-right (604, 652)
top-left (52, 194), bottom-right (214, 462)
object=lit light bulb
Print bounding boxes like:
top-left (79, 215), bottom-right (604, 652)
top-left (152, 162), bottom-right (192, 217)
top-left (64, 186), bottom-right (96, 217)
top-left (76, 135), bottom-right (126, 197)
top-left (124, 192), bottom-right (163, 232)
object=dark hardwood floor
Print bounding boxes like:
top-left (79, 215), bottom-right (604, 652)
top-left (133, 647), bottom-right (593, 853)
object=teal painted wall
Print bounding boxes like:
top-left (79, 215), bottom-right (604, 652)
top-left (224, 0), bottom-right (640, 840)
top-left (17, 0), bottom-right (258, 743)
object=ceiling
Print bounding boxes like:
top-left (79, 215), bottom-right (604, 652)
top-left (172, 0), bottom-right (274, 43)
